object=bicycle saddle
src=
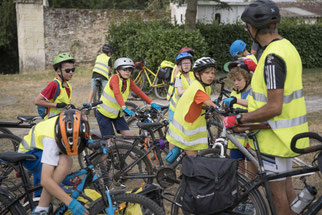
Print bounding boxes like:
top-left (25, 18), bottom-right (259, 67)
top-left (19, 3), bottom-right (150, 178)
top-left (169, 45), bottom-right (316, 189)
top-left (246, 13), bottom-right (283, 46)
top-left (0, 151), bottom-right (37, 164)
top-left (137, 122), bottom-right (163, 130)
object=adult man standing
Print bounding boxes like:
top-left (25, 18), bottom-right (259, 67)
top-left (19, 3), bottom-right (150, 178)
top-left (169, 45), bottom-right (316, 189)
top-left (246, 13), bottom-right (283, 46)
top-left (224, 1), bottom-right (309, 214)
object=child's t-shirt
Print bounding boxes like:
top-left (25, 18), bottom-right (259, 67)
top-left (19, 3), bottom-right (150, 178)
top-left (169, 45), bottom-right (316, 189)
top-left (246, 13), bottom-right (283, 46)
top-left (184, 90), bottom-right (210, 123)
top-left (41, 137), bottom-right (60, 166)
top-left (41, 81), bottom-right (71, 101)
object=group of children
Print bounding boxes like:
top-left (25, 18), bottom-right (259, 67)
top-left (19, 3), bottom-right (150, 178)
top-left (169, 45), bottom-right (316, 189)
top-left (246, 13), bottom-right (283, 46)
top-left (18, 38), bottom-right (257, 214)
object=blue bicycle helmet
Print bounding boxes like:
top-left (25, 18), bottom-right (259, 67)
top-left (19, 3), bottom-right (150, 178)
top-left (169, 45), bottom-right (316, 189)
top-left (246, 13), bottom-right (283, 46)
top-left (175, 52), bottom-right (193, 65)
top-left (230, 40), bottom-right (246, 58)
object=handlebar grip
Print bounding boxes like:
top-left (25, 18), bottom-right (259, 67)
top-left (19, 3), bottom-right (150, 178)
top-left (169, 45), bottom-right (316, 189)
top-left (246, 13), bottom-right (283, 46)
top-left (290, 132), bottom-right (322, 154)
top-left (87, 140), bottom-right (101, 150)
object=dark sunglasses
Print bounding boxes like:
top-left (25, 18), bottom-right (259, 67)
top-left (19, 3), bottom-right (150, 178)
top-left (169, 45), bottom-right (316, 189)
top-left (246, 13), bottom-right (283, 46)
top-left (63, 68), bottom-right (76, 73)
top-left (119, 67), bottom-right (133, 72)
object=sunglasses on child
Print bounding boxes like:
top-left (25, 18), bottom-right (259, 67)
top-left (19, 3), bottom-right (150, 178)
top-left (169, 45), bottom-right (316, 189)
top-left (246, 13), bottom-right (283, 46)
top-left (63, 68), bottom-right (76, 73)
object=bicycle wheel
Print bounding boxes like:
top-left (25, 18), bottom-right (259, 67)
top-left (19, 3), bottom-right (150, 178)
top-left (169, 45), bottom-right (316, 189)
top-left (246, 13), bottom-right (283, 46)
top-left (0, 134), bottom-right (28, 191)
top-left (154, 77), bottom-right (169, 100)
top-left (0, 190), bottom-right (26, 214)
top-left (93, 85), bottom-right (103, 117)
top-left (171, 173), bottom-right (268, 215)
top-left (90, 142), bottom-right (154, 191)
top-left (132, 69), bottom-right (146, 90)
top-left (90, 193), bottom-right (165, 215)
top-left (0, 128), bottom-right (13, 135)
top-left (207, 116), bottom-right (223, 144)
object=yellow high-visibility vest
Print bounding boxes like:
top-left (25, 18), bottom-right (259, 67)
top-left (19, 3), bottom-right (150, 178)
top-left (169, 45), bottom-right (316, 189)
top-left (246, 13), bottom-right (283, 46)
top-left (248, 39), bottom-right (309, 157)
top-left (93, 53), bottom-right (111, 79)
top-left (97, 74), bottom-right (130, 119)
top-left (166, 80), bottom-right (210, 151)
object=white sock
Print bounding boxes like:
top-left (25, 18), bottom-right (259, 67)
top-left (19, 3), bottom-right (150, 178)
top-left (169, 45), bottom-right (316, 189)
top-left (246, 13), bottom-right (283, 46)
top-left (34, 206), bottom-right (49, 212)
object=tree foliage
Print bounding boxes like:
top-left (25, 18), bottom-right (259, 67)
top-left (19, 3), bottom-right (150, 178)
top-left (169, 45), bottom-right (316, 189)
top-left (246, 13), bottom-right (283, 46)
top-left (0, 0), bottom-right (18, 74)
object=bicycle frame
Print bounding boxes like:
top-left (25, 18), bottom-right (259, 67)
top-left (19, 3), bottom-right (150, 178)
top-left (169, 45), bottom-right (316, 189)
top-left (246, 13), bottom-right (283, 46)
top-left (135, 66), bottom-right (163, 88)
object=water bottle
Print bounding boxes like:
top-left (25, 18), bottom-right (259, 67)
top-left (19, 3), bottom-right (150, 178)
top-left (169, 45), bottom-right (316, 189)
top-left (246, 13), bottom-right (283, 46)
top-left (290, 185), bottom-right (317, 214)
top-left (165, 146), bottom-right (180, 163)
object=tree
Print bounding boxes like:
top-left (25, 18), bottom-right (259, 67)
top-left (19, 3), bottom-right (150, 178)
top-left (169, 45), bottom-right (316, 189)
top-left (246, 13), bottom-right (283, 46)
top-left (172, 0), bottom-right (229, 30)
top-left (0, 0), bottom-right (18, 74)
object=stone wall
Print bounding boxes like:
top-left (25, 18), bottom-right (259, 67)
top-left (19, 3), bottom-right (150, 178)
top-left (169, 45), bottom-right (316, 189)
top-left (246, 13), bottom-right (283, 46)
top-left (15, 0), bottom-right (166, 73)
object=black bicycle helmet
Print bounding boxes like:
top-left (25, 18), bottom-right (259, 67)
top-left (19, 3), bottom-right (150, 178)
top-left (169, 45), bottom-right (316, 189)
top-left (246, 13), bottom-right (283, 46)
top-left (102, 44), bottom-right (113, 54)
top-left (241, 0), bottom-right (280, 29)
top-left (193, 57), bottom-right (217, 73)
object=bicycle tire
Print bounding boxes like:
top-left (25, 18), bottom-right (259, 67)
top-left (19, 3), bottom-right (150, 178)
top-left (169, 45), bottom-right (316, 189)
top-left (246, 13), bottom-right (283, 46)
top-left (207, 116), bottom-right (223, 144)
top-left (0, 128), bottom-right (13, 135)
top-left (132, 69), bottom-right (146, 90)
top-left (153, 77), bottom-right (169, 100)
top-left (90, 193), bottom-right (165, 215)
top-left (171, 173), bottom-right (268, 215)
top-left (0, 134), bottom-right (29, 192)
top-left (0, 190), bottom-right (26, 214)
top-left (93, 84), bottom-right (103, 117)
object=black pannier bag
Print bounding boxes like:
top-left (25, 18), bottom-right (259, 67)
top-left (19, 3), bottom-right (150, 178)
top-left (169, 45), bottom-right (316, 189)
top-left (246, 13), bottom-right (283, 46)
top-left (181, 156), bottom-right (239, 215)
top-left (157, 60), bottom-right (175, 81)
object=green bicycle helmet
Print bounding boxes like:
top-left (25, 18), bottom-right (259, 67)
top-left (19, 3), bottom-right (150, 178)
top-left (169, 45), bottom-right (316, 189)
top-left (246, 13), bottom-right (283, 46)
top-left (53, 53), bottom-right (75, 70)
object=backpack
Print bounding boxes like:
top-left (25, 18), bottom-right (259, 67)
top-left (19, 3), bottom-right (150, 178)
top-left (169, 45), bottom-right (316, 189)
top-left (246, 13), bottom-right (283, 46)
top-left (180, 156), bottom-right (239, 215)
top-left (157, 60), bottom-right (175, 81)
top-left (37, 80), bottom-right (60, 119)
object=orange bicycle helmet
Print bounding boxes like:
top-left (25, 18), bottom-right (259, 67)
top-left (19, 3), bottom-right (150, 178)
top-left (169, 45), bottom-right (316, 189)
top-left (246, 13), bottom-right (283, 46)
top-left (55, 110), bottom-right (89, 156)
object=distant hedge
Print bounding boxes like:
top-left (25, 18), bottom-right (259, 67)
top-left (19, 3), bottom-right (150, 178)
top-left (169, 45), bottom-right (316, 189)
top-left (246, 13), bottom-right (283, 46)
top-left (107, 19), bottom-right (322, 72)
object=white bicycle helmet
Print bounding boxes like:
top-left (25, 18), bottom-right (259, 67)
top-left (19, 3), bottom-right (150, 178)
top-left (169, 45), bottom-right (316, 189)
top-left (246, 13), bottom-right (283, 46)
top-left (193, 57), bottom-right (217, 73)
top-left (114, 57), bottom-right (135, 70)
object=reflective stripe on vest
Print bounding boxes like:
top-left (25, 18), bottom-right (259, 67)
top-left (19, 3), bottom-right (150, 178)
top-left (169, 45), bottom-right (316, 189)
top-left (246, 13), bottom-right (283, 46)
top-left (97, 74), bottom-right (130, 119)
top-left (248, 39), bottom-right (309, 157)
top-left (93, 54), bottom-right (110, 79)
top-left (45, 78), bottom-right (72, 120)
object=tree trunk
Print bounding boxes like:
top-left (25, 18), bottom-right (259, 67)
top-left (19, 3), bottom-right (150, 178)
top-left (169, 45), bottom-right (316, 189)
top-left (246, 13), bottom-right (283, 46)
top-left (184, 0), bottom-right (197, 30)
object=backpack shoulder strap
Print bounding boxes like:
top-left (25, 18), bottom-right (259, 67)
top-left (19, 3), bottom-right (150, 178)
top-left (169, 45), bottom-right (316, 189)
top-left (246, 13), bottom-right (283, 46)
top-left (53, 80), bottom-right (61, 101)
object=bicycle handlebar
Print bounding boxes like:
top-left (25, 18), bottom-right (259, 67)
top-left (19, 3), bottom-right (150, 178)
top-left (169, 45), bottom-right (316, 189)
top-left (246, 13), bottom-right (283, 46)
top-left (202, 106), bottom-right (247, 117)
top-left (290, 132), bottom-right (322, 154)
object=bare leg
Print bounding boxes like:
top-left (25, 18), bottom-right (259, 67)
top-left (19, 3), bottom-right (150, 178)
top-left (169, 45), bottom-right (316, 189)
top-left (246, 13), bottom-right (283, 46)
top-left (185, 150), bottom-right (197, 156)
top-left (269, 180), bottom-right (296, 215)
top-left (38, 155), bottom-right (73, 207)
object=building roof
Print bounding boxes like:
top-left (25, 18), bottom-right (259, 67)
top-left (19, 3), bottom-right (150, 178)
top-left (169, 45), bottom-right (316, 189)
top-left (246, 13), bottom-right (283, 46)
top-left (277, 1), bottom-right (322, 18)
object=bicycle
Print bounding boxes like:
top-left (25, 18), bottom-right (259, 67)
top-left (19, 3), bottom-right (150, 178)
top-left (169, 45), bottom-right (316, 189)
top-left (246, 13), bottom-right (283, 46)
top-left (132, 61), bottom-right (171, 100)
top-left (0, 115), bottom-right (41, 135)
top-left (172, 106), bottom-right (322, 215)
top-left (0, 143), bottom-right (165, 214)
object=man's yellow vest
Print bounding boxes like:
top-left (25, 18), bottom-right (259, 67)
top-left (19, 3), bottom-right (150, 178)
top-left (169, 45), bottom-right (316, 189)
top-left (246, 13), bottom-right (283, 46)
top-left (246, 54), bottom-right (258, 64)
top-left (167, 65), bottom-right (178, 101)
top-left (93, 53), bottom-right (111, 79)
top-left (169, 72), bottom-right (195, 112)
top-left (45, 78), bottom-right (72, 120)
top-left (97, 74), bottom-right (130, 119)
top-left (228, 91), bottom-right (249, 149)
top-left (19, 116), bottom-right (57, 153)
top-left (166, 80), bottom-right (210, 151)
top-left (248, 39), bottom-right (309, 157)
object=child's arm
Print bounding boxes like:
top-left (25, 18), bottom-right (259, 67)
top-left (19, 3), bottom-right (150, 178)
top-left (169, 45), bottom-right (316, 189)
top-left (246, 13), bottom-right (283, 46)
top-left (129, 79), bottom-right (152, 104)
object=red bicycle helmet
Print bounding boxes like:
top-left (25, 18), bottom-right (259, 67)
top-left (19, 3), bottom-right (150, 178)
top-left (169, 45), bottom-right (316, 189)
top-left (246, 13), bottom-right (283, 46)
top-left (178, 47), bottom-right (195, 57)
top-left (55, 110), bottom-right (89, 156)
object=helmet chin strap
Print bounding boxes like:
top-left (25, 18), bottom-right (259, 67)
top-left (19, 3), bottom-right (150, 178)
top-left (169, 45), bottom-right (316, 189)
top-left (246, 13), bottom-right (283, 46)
top-left (196, 72), bottom-right (212, 88)
top-left (233, 80), bottom-right (250, 94)
top-left (58, 65), bottom-right (65, 88)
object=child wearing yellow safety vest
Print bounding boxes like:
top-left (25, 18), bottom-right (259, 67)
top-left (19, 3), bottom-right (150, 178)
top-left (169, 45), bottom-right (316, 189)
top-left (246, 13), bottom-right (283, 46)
top-left (223, 58), bottom-right (257, 178)
top-left (96, 57), bottom-right (161, 138)
top-left (166, 57), bottom-right (217, 157)
top-left (35, 53), bottom-right (75, 119)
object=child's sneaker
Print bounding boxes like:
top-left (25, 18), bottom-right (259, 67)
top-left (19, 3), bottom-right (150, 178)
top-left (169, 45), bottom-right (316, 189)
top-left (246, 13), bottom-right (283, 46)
top-left (244, 201), bottom-right (255, 215)
top-left (32, 210), bottom-right (48, 215)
